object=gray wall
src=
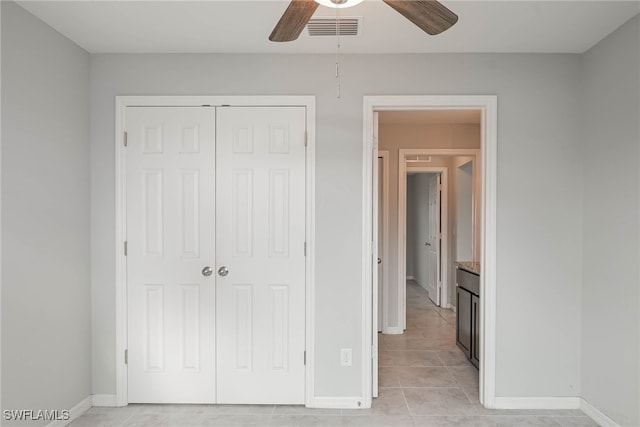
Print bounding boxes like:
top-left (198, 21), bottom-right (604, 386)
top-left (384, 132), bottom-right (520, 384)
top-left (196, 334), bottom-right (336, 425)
top-left (580, 14), bottom-right (640, 427)
top-left (1, 2), bottom-right (91, 423)
top-left (91, 52), bottom-right (583, 399)
top-left (410, 173), bottom-right (435, 292)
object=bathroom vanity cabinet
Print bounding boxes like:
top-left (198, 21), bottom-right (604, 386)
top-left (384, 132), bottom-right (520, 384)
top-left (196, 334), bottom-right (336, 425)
top-left (456, 264), bottom-right (480, 368)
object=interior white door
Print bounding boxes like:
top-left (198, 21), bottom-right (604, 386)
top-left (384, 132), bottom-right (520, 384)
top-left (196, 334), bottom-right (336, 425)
top-left (427, 174), bottom-right (442, 306)
top-left (215, 107), bottom-right (306, 404)
top-left (126, 106), bottom-right (216, 403)
top-left (377, 156), bottom-right (383, 333)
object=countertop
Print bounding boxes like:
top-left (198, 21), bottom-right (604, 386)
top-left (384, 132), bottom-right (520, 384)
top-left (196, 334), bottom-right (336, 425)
top-left (457, 262), bottom-right (480, 275)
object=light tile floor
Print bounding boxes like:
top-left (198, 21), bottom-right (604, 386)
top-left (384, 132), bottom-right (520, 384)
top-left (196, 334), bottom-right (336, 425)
top-left (70, 281), bottom-right (598, 427)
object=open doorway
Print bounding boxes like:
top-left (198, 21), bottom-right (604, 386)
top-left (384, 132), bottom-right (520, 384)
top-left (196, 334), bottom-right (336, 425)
top-left (380, 115), bottom-right (482, 403)
top-left (398, 150), bottom-right (480, 323)
top-left (406, 168), bottom-right (448, 308)
top-left (363, 95), bottom-right (497, 410)
top-left (381, 113), bottom-right (481, 402)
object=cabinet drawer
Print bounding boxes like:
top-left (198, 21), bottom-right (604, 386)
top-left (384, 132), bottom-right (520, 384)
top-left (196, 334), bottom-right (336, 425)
top-left (457, 268), bottom-right (479, 295)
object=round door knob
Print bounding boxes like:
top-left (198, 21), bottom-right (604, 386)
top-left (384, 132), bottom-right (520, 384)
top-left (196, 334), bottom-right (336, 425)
top-left (202, 266), bottom-right (213, 277)
top-left (217, 266), bottom-right (229, 277)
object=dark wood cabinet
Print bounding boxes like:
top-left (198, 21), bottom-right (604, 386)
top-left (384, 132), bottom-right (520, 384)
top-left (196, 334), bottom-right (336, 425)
top-left (456, 267), bottom-right (479, 368)
top-left (456, 286), bottom-right (472, 359)
top-left (471, 294), bottom-right (480, 368)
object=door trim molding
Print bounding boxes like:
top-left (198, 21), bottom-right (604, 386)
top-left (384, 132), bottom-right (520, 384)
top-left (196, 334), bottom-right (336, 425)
top-left (362, 95), bottom-right (497, 408)
top-left (114, 96), bottom-right (316, 407)
top-left (378, 151), bottom-right (390, 334)
top-left (398, 163), bottom-right (450, 312)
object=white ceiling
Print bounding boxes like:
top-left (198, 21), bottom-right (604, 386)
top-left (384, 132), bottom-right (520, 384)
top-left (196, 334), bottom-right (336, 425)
top-left (17, 0), bottom-right (640, 54)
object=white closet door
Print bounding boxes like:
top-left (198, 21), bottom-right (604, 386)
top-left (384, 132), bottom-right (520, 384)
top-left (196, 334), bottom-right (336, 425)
top-left (126, 107), bottom-right (216, 403)
top-left (215, 107), bottom-right (306, 404)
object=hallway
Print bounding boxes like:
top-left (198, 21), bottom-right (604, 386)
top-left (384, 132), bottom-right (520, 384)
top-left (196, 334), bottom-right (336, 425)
top-left (378, 280), bottom-right (479, 407)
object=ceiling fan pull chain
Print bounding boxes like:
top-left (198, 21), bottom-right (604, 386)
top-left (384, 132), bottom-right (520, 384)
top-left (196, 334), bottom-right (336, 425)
top-left (335, 5), bottom-right (341, 99)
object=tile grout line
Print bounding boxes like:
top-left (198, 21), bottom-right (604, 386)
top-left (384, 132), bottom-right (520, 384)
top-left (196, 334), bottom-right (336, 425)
top-left (400, 387), bottom-right (414, 418)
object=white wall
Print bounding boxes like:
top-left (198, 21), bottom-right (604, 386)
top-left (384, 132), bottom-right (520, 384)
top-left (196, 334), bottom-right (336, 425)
top-left (450, 156), bottom-right (477, 306)
top-left (580, 13), bottom-right (640, 427)
top-left (89, 52), bottom-right (584, 400)
top-left (1, 1), bottom-right (91, 422)
top-left (455, 160), bottom-right (473, 262)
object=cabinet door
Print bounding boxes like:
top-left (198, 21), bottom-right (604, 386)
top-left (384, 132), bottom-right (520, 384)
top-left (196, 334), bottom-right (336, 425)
top-left (456, 286), bottom-right (471, 358)
top-left (471, 294), bottom-right (480, 368)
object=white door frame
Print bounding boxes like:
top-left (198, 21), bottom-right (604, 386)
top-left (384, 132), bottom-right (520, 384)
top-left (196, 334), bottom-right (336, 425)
top-left (372, 149), bottom-right (389, 398)
top-left (362, 95), bottom-right (497, 408)
top-left (399, 163), bottom-right (450, 314)
top-left (377, 150), bottom-right (390, 334)
top-left (115, 96), bottom-right (316, 407)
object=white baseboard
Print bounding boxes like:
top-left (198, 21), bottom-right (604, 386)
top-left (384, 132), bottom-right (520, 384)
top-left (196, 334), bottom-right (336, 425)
top-left (491, 396), bottom-right (621, 426)
top-left (382, 326), bottom-right (404, 335)
top-left (441, 303), bottom-right (455, 312)
top-left (313, 396), bottom-right (364, 409)
top-left (46, 396), bottom-right (92, 427)
top-left (92, 394), bottom-right (118, 407)
top-left (493, 397), bottom-right (580, 410)
top-left (580, 398), bottom-right (620, 427)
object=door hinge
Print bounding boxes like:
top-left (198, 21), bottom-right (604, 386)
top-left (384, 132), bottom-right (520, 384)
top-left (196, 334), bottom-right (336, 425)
top-left (304, 351), bottom-right (306, 365)
top-left (124, 241), bottom-right (128, 256)
top-left (304, 131), bottom-right (308, 147)
top-left (124, 349), bottom-right (128, 365)
top-left (124, 131), bottom-right (128, 147)
top-left (304, 241), bottom-right (307, 257)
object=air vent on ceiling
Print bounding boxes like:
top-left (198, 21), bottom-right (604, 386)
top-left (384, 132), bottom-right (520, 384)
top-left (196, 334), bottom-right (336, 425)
top-left (307, 17), bottom-right (361, 37)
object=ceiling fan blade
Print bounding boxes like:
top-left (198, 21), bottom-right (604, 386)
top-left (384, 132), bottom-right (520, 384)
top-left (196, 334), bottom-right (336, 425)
top-left (382, 0), bottom-right (458, 35)
top-left (269, 0), bottom-right (320, 42)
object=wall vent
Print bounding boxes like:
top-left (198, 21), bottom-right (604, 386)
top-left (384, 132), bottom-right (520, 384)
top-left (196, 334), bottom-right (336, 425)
top-left (307, 17), bottom-right (361, 37)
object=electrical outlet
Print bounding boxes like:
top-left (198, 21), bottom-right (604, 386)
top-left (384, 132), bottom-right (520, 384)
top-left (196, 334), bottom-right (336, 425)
top-left (340, 348), bottom-right (352, 367)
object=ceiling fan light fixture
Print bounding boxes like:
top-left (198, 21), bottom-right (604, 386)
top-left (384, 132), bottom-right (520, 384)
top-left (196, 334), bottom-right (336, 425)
top-left (314, 0), bottom-right (364, 9)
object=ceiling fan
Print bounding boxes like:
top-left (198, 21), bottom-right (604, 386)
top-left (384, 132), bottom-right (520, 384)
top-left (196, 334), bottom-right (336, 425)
top-left (269, 0), bottom-right (458, 42)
